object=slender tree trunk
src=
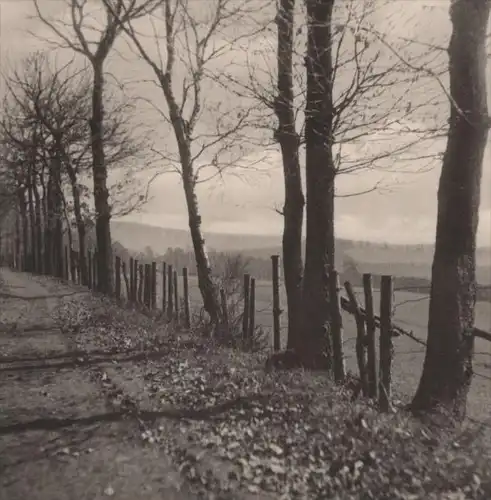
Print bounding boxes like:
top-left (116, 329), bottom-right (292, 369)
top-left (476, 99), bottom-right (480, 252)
top-left (160, 71), bottom-right (222, 328)
top-left (33, 171), bottom-right (44, 275)
top-left (299, 0), bottom-right (336, 370)
top-left (90, 63), bottom-right (113, 295)
top-left (52, 157), bottom-right (64, 279)
top-left (275, 0), bottom-right (305, 352)
top-left (17, 186), bottom-right (28, 272)
top-left (182, 166), bottom-right (221, 328)
top-left (27, 165), bottom-right (36, 273)
top-left (411, 0), bottom-right (491, 422)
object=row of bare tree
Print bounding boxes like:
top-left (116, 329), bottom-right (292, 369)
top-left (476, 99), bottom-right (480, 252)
top-left (0, 0), bottom-right (489, 422)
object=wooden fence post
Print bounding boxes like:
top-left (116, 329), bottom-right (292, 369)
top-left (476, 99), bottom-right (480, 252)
top-left (363, 273), bottom-right (378, 399)
top-left (182, 267), bottom-right (191, 328)
top-left (138, 264), bottom-right (144, 304)
top-left (271, 255), bottom-right (281, 352)
top-left (133, 259), bottom-right (139, 303)
top-left (87, 251), bottom-right (93, 289)
top-left (173, 269), bottom-right (179, 322)
top-left (330, 271), bottom-right (345, 383)
top-left (379, 275), bottom-right (394, 412)
top-left (242, 273), bottom-right (250, 347)
top-left (64, 246), bottom-right (69, 281)
top-left (114, 256), bottom-right (121, 300)
top-left (123, 261), bottom-right (130, 299)
top-left (151, 261), bottom-right (157, 309)
top-left (344, 281), bottom-right (369, 397)
top-left (162, 262), bottom-right (167, 313)
top-left (247, 277), bottom-right (256, 350)
top-left (129, 258), bottom-right (134, 302)
top-left (76, 251), bottom-right (81, 285)
top-left (92, 251), bottom-right (97, 291)
top-left (144, 263), bottom-right (151, 308)
top-left (167, 264), bottom-right (174, 322)
top-left (70, 250), bottom-right (76, 283)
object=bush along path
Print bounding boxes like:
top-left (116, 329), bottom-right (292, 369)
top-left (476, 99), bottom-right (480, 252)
top-left (1, 269), bottom-right (491, 500)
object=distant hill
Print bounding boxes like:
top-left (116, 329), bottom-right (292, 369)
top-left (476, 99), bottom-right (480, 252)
top-left (111, 220), bottom-right (491, 285)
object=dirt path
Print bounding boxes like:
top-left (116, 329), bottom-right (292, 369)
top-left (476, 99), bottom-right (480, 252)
top-left (0, 268), bottom-right (194, 500)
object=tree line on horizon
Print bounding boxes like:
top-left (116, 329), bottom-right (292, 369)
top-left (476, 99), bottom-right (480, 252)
top-left (0, 0), bottom-right (489, 422)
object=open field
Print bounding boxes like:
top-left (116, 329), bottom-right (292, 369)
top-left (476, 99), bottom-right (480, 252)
top-left (149, 274), bottom-right (491, 421)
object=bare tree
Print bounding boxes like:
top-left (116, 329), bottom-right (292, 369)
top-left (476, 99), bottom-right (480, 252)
top-left (105, 0), bottom-right (266, 329)
top-left (32, 0), bottom-right (160, 294)
top-left (274, 0), bottom-right (304, 353)
top-left (0, 50), bottom-right (152, 283)
top-left (411, 0), bottom-right (491, 422)
top-left (220, 0), bottom-right (447, 366)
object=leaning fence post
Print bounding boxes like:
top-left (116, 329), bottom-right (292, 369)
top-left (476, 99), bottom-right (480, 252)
top-left (122, 261), bottom-right (130, 300)
top-left (330, 270), bottom-right (345, 383)
top-left (344, 280), bottom-right (368, 397)
top-left (271, 255), bottom-right (281, 352)
top-left (247, 277), bottom-right (256, 350)
top-left (379, 275), bottom-right (394, 412)
top-left (183, 267), bottom-right (191, 328)
top-left (242, 273), bottom-right (251, 347)
top-left (363, 273), bottom-right (378, 399)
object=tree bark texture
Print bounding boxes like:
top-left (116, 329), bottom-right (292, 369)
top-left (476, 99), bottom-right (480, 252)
top-left (90, 64), bottom-right (113, 295)
top-left (300, 0), bottom-right (336, 369)
top-left (275, 0), bottom-right (305, 353)
top-left (411, 0), bottom-right (491, 422)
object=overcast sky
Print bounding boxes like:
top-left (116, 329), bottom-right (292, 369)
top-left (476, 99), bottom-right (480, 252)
top-left (1, 0), bottom-right (490, 246)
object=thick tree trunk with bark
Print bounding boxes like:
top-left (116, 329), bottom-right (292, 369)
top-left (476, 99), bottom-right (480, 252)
top-left (90, 64), bottom-right (113, 295)
top-left (275, 0), bottom-right (305, 353)
top-left (299, 0), bottom-right (336, 370)
top-left (411, 0), bottom-right (491, 422)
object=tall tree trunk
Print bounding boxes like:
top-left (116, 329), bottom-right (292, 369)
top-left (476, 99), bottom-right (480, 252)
top-left (68, 170), bottom-right (88, 286)
top-left (33, 171), bottom-right (44, 275)
top-left (27, 165), bottom-right (36, 273)
top-left (411, 0), bottom-right (491, 422)
top-left (275, 0), bottom-right (305, 352)
top-left (299, 0), bottom-right (336, 370)
top-left (17, 186), bottom-right (28, 272)
top-left (52, 157), bottom-right (64, 279)
top-left (90, 63), bottom-right (113, 295)
top-left (160, 72), bottom-right (222, 329)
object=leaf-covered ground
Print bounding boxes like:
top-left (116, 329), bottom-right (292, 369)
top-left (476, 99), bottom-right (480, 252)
top-left (2, 270), bottom-right (491, 499)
